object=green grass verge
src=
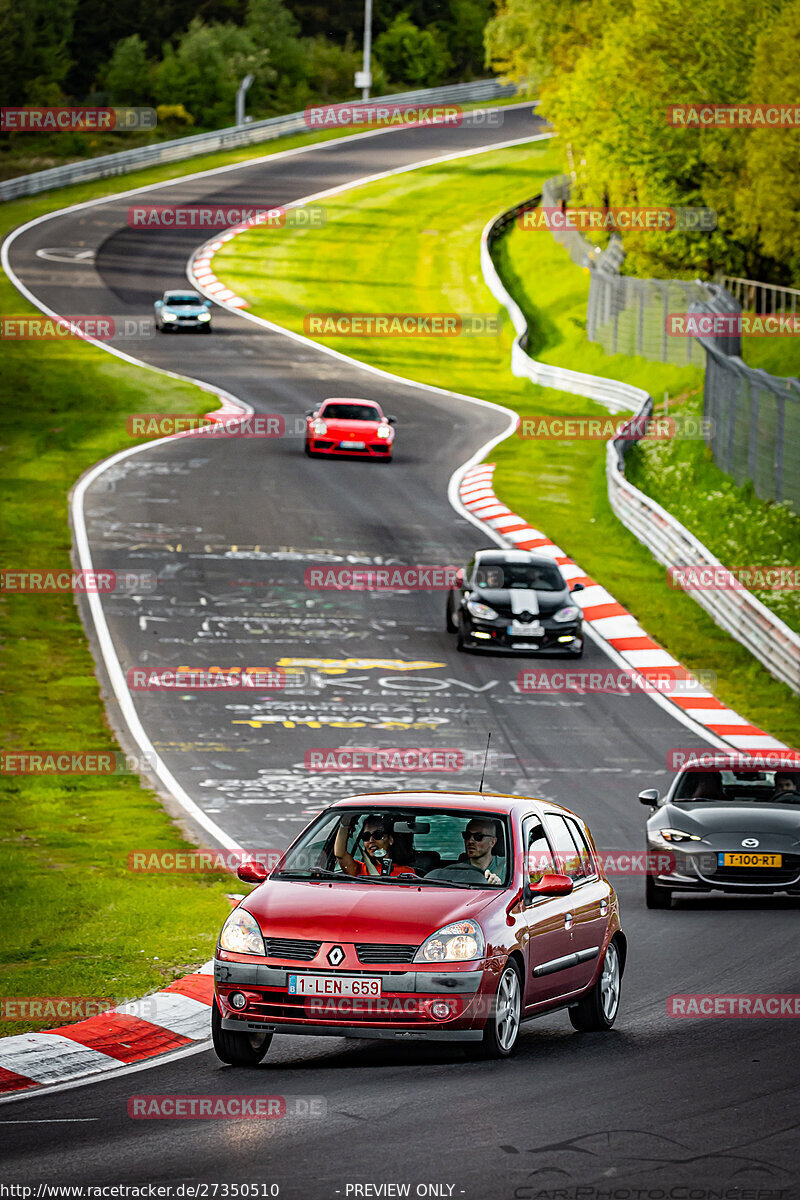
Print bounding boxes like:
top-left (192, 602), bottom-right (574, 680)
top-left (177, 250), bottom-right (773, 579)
top-left (212, 136), bottom-right (799, 747)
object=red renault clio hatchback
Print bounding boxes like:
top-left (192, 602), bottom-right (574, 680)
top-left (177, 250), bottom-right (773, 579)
top-left (212, 792), bottom-right (625, 1064)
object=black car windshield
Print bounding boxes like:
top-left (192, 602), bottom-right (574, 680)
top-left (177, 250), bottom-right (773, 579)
top-left (674, 768), bottom-right (800, 802)
top-left (165, 294), bottom-right (202, 306)
top-left (273, 807), bottom-right (511, 887)
top-left (321, 403), bottom-right (381, 421)
top-left (475, 563), bottom-right (564, 591)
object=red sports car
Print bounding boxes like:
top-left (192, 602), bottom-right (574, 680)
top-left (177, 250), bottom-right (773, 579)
top-left (304, 397), bottom-right (396, 460)
top-left (212, 791), bottom-right (625, 1063)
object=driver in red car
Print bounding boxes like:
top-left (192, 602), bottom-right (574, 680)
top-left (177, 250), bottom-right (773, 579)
top-left (426, 818), bottom-right (503, 885)
top-left (334, 814), bottom-right (413, 877)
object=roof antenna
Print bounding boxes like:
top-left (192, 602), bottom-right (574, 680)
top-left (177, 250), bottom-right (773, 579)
top-left (479, 731), bottom-right (492, 795)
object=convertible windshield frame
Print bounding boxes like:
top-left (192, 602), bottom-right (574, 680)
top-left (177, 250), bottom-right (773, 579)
top-left (271, 805), bottom-right (514, 889)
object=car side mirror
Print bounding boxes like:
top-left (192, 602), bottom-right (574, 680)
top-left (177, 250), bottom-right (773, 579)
top-left (204, 300), bottom-right (212, 308)
top-left (638, 788), bottom-right (660, 806)
top-left (455, 568), bottom-right (465, 587)
top-left (570, 581), bottom-right (585, 592)
top-left (387, 415), bottom-right (397, 424)
top-left (304, 409), bottom-right (315, 417)
top-left (528, 873), bottom-right (573, 897)
top-left (237, 860), bottom-right (268, 884)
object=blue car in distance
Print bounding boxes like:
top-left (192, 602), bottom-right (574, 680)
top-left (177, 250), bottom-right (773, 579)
top-left (154, 290), bottom-right (213, 333)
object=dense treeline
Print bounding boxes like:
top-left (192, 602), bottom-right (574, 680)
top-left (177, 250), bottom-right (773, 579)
top-left (0, 0), bottom-right (492, 118)
top-left (486, 0), bottom-right (800, 282)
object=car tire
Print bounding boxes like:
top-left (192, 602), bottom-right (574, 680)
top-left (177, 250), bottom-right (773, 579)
top-left (465, 961), bottom-right (522, 1059)
top-left (304, 441), bottom-right (313, 457)
top-left (646, 873), bottom-right (673, 909)
top-left (211, 999), bottom-right (273, 1066)
top-left (568, 640), bottom-right (584, 658)
top-left (202, 326), bottom-right (212, 334)
top-left (456, 626), bottom-right (471, 653)
top-left (445, 596), bottom-right (459, 634)
top-left (568, 937), bottom-right (622, 1032)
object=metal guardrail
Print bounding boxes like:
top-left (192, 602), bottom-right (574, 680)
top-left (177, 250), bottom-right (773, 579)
top-left (718, 275), bottom-right (800, 318)
top-left (482, 191), bottom-right (647, 413)
top-left (0, 79), bottom-right (517, 202)
top-left (481, 187), bottom-right (800, 695)
top-left (607, 429), bottom-right (800, 695)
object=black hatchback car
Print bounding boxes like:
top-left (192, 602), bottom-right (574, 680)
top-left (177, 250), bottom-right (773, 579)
top-left (640, 757), bottom-right (800, 907)
top-left (446, 549), bottom-right (584, 656)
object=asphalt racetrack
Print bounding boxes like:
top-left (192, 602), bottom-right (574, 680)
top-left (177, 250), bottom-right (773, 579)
top-left (3, 106), bottom-right (799, 1197)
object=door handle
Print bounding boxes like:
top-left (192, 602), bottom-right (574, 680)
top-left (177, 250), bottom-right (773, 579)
top-left (564, 912), bottom-right (574, 929)
top-left (600, 898), bottom-right (608, 915)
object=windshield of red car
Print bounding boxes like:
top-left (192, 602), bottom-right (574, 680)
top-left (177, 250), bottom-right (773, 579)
top-left (274, 808), bottom-right (511, 886)
top-left (321, 404), bottom-right (382, 421)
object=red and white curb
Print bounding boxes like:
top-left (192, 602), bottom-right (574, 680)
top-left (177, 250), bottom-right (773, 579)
top-left (191, 230), bottom-right (251, 308)
top-left (0, 962), bottom-right (215, 1097)
top-left (459, 464), bottom-right (788, 754)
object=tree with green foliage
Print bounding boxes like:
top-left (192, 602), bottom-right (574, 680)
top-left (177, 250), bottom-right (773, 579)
top-left (374, 12), bottom-right (452, 87)
top-left (104, 34), bottom-right (151, 105)
top-left (485, 0), bottom-right (799, 282)
top-left (153, 18), bottom-right (271, 127)
top-left (0, 0), bottom-right (76, 104)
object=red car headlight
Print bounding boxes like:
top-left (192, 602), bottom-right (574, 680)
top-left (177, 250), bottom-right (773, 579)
top-left (414, 920), bottom-right (484, 963)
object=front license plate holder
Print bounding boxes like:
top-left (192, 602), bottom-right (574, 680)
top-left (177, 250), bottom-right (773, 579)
top-left (717, 852), bottom-right (782, 868)
top-left (287, 974), bottom-right (382, 997)
top-left (339, 441), bottom-right (365, 450)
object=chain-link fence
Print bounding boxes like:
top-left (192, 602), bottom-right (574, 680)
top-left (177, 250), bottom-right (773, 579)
top-left (538, 177), bottom-right (799, 510)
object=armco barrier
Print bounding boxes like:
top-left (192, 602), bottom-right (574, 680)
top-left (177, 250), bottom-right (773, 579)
top-left (0, 80), bottom-right (517, 202)
top-left (481, 191), bottom-right (800, 696)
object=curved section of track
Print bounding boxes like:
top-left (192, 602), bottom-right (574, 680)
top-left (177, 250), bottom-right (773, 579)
top-left (4, 107), bottom-right (799, 1192)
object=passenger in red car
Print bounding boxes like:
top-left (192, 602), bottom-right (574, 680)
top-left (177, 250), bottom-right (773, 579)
top-left (334, 814), bottom-right (412, 877)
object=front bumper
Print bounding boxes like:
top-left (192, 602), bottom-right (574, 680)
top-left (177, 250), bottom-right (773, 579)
top-left (648, 843), bottom-right (800, 892)
top-left (462, 617), bottom-right (582, 654)
top-left (214, 957), bottom-right (492, 1040)
top-left (306, 437), bottom-right (392, 458)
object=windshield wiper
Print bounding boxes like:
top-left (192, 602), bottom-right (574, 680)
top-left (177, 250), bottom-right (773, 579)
top-left (276, 868), bottom-right (357, 881)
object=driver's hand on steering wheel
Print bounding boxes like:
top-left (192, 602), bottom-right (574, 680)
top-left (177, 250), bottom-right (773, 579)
top-left (484, 869), bottom-right (501, 885)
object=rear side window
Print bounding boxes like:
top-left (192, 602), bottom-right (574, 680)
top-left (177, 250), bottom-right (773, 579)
top-left (545, 815), bottom-right (594, 881)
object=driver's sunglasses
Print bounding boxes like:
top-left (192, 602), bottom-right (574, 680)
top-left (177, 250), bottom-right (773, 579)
top-left (463, 832), bottom-right (491, 841)
top-left (363, 829), bottom-right (388, 840)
